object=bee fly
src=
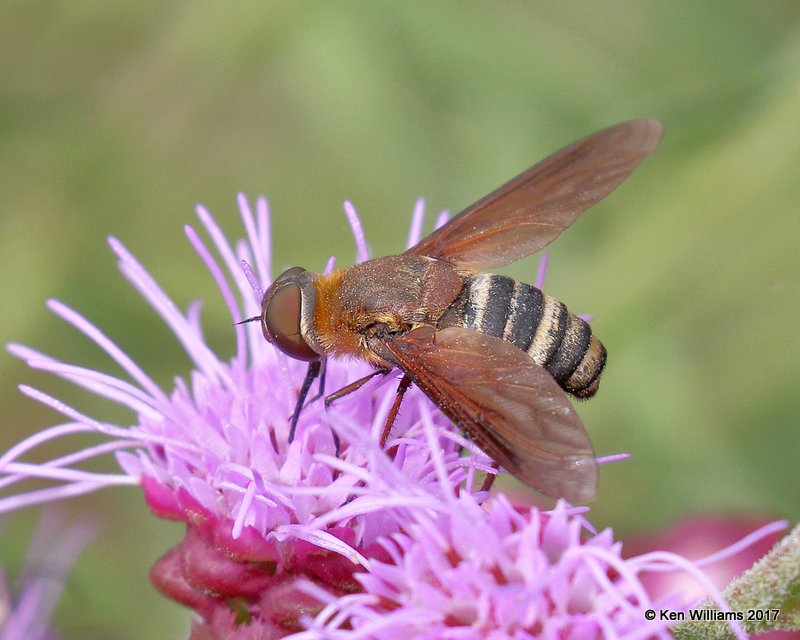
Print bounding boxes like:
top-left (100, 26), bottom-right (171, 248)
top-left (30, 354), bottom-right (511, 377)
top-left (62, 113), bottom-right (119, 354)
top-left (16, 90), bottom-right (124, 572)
top-left (242, 120), bottom-right (662, 502)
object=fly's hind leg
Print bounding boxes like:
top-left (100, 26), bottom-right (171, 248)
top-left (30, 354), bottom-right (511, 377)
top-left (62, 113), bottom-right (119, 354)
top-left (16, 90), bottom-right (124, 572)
top-left (380, 374), bottom-right (412, 447)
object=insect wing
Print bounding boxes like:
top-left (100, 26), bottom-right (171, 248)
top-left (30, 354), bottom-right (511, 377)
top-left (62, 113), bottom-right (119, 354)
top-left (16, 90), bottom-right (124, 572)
top-left (406, 119), bottom-right (662, 269)
top-left (385, 326), bottom-right (597, 502)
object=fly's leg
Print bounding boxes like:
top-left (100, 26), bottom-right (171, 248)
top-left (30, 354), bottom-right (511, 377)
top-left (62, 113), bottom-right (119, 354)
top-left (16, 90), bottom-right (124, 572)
top-left (301, 358), bottom-right (327, 410)
top-left (380, 375), bottom-right (412, 447)
top-left (322, 368), bottom-right (390, 454)
top-left (480, 463), bottom-right (499, 492)
top-left (323, 368), bottom-right (388, 408)
top-left (288, 360), bottom-right (322, 443)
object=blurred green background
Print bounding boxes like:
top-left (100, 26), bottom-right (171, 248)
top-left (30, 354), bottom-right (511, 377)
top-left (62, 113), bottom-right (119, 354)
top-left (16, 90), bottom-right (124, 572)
top-left (1, 2), bottom-right (798, 638)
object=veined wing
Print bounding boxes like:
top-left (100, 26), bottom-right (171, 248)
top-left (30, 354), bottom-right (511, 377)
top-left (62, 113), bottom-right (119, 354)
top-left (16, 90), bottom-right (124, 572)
top-left (406, 119), bottom-right (662, 268)
top-left (384, 326), bottom-right (597, 502)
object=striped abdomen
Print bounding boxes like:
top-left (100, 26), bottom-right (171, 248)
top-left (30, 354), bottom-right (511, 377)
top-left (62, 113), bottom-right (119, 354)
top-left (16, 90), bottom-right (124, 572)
top-left (439, 274), bottom-right (606, 398)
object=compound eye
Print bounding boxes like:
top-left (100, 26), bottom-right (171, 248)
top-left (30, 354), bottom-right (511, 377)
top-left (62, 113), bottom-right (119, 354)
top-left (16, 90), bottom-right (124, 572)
top-left (264, 283), bottom-right (318, 361)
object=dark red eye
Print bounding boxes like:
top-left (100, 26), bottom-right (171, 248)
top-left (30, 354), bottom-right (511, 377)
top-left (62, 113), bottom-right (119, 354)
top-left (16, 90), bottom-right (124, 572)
top-left (263, 281), bottom-right (318, 361)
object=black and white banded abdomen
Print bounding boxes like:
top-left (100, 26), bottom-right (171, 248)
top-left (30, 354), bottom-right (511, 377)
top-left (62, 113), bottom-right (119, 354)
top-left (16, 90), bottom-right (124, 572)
top-left (439, 274), bottom-right (606, 398)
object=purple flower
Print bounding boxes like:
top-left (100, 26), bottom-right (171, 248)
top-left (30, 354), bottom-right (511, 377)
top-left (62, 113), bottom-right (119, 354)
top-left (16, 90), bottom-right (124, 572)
top-left (2, 196), bottom-right (493, 634)
top-left (0, 511), bottom-right (94, 640)
top-left (2, 195), bottom-right (784, 639)
top-left (298, 485), bottom-right (781, 640)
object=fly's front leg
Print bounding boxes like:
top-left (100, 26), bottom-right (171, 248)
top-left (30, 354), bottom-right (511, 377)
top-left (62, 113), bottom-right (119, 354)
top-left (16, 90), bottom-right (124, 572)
top-left (301, 358), bottom-right (327, 410)
top-left (288, 360), bottom-right (322, 443)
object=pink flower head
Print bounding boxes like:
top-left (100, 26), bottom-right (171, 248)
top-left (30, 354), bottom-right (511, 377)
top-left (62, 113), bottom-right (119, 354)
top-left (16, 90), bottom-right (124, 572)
top-left (3, 195), bottom-right (786, 639)
top-left (2, 196), bottom-right (494, 634)
top-left (288, 417), bottom-right (778, 640)
top-left (300, 488), bottom-right (775, 640)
